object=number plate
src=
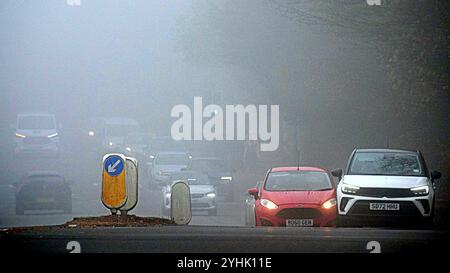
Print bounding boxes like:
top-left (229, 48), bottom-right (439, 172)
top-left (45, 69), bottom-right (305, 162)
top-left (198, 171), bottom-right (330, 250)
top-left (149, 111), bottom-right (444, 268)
top-left (286, 219), bottom-right (313, 227)
top-left (369, 203), bottom-right (400, 211)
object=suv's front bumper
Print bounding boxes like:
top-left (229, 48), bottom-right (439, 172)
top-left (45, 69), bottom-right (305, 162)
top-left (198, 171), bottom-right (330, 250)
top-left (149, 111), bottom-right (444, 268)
top-left (337, 190), bottom-right (434, 218)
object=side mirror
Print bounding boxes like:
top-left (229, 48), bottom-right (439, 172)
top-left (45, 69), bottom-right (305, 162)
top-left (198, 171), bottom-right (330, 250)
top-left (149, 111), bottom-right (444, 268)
top-left (431, 170), bottom-right (441, 180)
top-left (247, 187), bottom-right (259, 199)
top-left (331, 168), bottom-right (343, 179)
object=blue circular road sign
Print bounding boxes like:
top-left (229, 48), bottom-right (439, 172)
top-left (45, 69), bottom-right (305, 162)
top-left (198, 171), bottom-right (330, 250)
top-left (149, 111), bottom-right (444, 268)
top-left (104, 155), bottom-right (124, 176)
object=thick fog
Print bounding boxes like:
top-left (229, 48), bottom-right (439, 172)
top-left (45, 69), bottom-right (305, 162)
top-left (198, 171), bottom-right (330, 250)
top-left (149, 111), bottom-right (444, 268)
top-left (0, 0), bottom-right (447, 227)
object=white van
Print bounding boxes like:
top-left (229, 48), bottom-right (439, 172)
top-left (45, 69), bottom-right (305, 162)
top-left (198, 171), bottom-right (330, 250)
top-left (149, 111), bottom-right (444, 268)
top-left (14, 113), bottom-right (60, 157)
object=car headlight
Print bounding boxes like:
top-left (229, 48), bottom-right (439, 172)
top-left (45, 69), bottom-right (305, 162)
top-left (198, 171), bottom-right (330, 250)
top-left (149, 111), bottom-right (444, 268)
top-left (15, 133), bottom-right (26, 138)
top-left (88, 131), bottom-right (95, 136)
top-left (321, 198), bottom-right (337, 209)
top-left (206, 192), bottom-right (216, 198)
top-left (260, 199), bottom-right (278, 210)
top-left (341, 183), bottom-right (360, 194)
top-left (221, 176), bottom-right (233, 181)
top-left (410, 185), bottom-right (429, 196)
top-left (47, 133), bottom-right (58, 138)
top-left (109, 142), bottom-right (113, 146)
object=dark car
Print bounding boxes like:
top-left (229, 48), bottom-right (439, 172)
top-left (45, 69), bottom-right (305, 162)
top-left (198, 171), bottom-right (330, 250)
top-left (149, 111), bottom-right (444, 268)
top-left (189, 157), bottom-right (234, 201)
top-left (15, 171), bottom-right (72, 215)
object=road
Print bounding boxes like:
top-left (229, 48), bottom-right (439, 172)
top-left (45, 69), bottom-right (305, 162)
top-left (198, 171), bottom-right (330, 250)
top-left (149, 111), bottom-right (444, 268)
top-left (0, 180), bottom-right (245, 228)
top-left (1, 141), bottom-right (449, 253)
top-left (1, 225), bottom-right (449, 253)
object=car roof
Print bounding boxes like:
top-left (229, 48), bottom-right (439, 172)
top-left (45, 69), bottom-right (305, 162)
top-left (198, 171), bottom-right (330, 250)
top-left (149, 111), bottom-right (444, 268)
top-left (270, 166), bottom-right (328, 172)
top-left (355, 148), bottom-right (418, 154)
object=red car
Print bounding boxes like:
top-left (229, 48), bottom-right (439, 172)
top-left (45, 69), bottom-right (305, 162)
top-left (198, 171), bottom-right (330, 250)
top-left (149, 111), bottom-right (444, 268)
top-left (248, 166), bottom-right (337, 227)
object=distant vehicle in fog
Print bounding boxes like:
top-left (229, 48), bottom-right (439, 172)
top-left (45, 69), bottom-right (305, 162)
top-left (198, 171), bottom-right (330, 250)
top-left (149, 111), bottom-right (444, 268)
top-left (123, 132), bottom-right (153, 162)
top-left (189, 157), bottom-right (234, 201)
top-left (244, 181), bottom-right (263, 226)
top-left (161, 171), bottom-right (217, 217)
top-left (13, 113), bottom-right (60, 157)
top-left (85, 117), bottom-right (141, 153)
top-left (146, 136), bottom-right (187, 159)
top-left (150, 151), bottom-right (192, 188)
top-left (333, 148), bottom-right (441, 228)
top-left (248, 167), bottom-right (337, 227)
top-left (15, 171), bottom-right (72, 215)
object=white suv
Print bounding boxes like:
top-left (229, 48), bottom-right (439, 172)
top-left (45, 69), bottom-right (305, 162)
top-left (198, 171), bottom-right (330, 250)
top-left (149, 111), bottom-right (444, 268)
top-left (333, 149), bottom-right (441, 228)
top-left (14, 113), bottom-right (60, 157)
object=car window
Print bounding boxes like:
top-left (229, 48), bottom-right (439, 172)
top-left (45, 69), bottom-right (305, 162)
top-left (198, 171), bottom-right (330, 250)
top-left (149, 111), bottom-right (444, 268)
top-left (264, 171), bottom-right (332, 191)
top-left (349, 152), bottom-right (423, 176)
top-left (18, 116), bottom-right (55, 130)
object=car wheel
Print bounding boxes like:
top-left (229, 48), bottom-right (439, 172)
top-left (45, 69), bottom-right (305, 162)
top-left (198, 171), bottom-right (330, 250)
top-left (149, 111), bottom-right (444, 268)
top-left (208, 208), bottom-right (217, 216)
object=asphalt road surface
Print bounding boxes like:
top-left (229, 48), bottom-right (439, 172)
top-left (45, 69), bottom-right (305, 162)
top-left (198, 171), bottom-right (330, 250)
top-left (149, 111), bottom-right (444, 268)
top-left (0, 180), bottom-right (245, 228)
top-left (2, 225), bottom-right (449, 253)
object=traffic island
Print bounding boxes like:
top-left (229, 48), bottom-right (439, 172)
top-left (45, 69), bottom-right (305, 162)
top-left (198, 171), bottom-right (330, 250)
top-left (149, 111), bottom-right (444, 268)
top-left (0, 215), bottom-right (176, 235)
top-left (64, 214), bottom-right (175, 228)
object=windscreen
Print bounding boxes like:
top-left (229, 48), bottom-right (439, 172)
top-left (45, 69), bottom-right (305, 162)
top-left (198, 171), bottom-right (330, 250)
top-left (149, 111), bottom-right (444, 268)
top-left (18, 116), bottom-right (55, 130)
top-left (349, 152), bottom-right (424, 176)
top-left (265, 171), bottom-right (332, 191)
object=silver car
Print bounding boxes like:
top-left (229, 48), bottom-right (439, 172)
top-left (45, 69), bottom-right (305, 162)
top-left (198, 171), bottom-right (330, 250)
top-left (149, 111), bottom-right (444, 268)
top-left (150, 152), bottom-right (192, 188)
top-left (244, 181), bottom-right (263, 226)
top-left (161, 171), bottom-right (217, 217)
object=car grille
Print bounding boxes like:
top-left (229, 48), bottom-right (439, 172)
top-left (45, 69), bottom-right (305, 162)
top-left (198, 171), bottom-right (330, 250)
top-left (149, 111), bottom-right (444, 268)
top-left (348, 200), bottom-right (421, 217)
top-left (24, 137), bottom-right (51, 145)
top-left (191, 193), bottom-right (205, 198)
top-left (276, 208), bottom-right (321, 219)
top-left (357, 188), bottom-right (415, 198)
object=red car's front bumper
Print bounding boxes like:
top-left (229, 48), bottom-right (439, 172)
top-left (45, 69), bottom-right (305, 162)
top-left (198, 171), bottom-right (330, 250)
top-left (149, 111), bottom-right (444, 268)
top-left (255, 203), bottom-right (337, 227)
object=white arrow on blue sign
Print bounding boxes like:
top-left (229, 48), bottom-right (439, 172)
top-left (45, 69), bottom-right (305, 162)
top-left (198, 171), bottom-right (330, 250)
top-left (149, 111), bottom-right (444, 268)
top-left (104, 155), bottom-right (124, 176)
